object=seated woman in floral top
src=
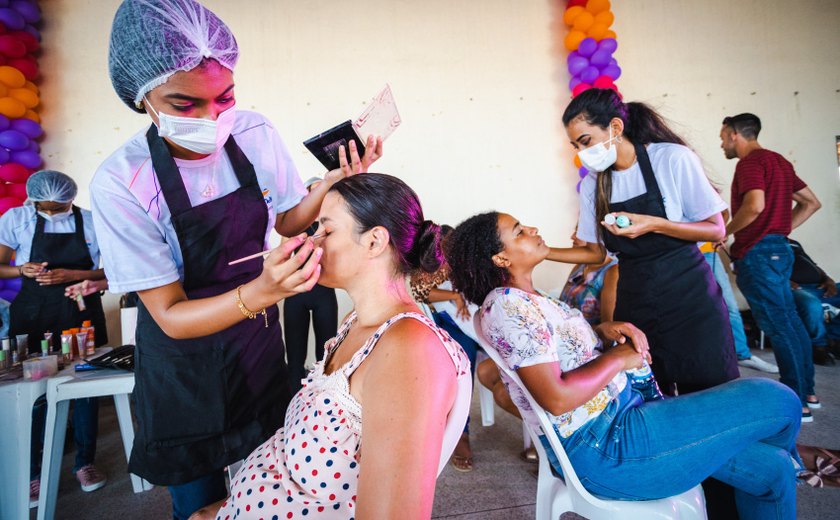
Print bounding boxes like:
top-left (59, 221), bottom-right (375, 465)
top-left (446, 211), bottom-right (804, 520)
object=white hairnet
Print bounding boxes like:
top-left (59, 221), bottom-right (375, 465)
top-left (25, 170), bottom-right (78, 204)
top-left (108, 0), bottom-right (239, 113)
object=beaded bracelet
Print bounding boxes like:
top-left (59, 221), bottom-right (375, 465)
top-left (235, 284), bottom-right (268, 328)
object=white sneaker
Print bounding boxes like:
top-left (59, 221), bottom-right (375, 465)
top-left (738, 356), bottom-right (779, 374)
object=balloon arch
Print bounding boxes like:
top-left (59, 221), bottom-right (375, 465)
top-left (0, 0), bottom-right (42, 302)
top-left (561, 0), bottom-right (621, 191)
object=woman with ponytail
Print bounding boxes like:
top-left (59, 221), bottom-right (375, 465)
top-left (198, 174), bottom-right (470, 520)
top-left (551, 88), bottom-right (739, 395)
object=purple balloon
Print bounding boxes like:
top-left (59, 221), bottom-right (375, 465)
top-left (598, 38), bottom-right (618, 54)
top-left (10, 118), bottom-right (41, 138)
top-left (0, 0), bottom-right (9, 7)
top-left (608, 58), bottom-right (618, 67)
top-left (11, 1), bottom-right (40, 24)
top-left (569, 76), bottom-right (582, 90)
top-left (577, 37), bottom-right (597, 58)
top-left (10, 149), bottom-right (40, 169)
top-left (0, 289), bottom-right (19, 302)
top-left (0, 129), bottom-right (28, 151)
top-left (578, 166), bottom-right (588, 179)
top-left (579, 65), bottom-right (600, 84)
top-left (0, 7), bottom-right (25, 30)
top-left (25, 140), bottom-right (38, 153)
top-left (567, 55), bottom-right (589, 76)
top-left (602, 64), bottom-right (622, 81)
top-left (576, 180), bottom-right (582, 193)
top-left (0, 148), bottom-right (9, 164)
top-left (4, 275), bottom-right (20, 291)
top-left (590, 50), bottom-right (612, 67)
top-left (0, 114), bottom-right (9, 132)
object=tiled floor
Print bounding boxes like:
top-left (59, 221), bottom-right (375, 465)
top-left (34, 349), bottom-right (840, 519)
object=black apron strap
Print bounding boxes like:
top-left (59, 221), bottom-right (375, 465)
top-left (223, 135), bottom-right (259, 188)
top-left (635, 142), bottom-right (665, 213)
top-left (145, 125), bottom-right (193, 217)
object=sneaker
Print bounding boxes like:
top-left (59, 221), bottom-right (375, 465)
top-left (806, 397), bottom-right (822, 410)
top-left (738, 356), bottom-right (779, 374)
top-left (802, 409), bottom-right (814, 423)
top-left (29, 479), bottom-right (39, 508)
top-left (75, 464), bottom-right (107, 492)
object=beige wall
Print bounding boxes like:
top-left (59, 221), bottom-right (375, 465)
top-left (37, 0), bottom-right (840, 345)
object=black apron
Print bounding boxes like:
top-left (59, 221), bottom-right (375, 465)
top-left (603, 143), bottom-right (738, 392)
top-left (9, 206), bottom-right (108, 353)
top-left (129, 125), bottom-right (290, 485)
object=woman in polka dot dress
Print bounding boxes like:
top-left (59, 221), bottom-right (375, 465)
top-left (198, 174), bottom-right (470, 520)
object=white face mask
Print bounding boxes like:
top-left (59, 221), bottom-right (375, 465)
top-left (37, 209), bottom-right (73, 223)
top-left (145, 98), bottom-right (236, 155)
top-left (577, 126), bottom-right (618, 172)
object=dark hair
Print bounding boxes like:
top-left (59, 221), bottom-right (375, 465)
top-left (562, 88), bottom-right (687, 227)
top-left (722, 113), bottom-right (761, 140)
top-left (329, 173), bottom-right (442, 274)
top-left (446, 212), bottom-right (509, 305)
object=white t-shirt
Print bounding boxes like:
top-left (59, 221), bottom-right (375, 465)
top-left (577, 142), bottom-right (726, 245)
top-left (90, 110), bottom-right (307, 293)
top-left (480, 287), bottom-right (626, 439)
top-left (0, 205), bottom-right (100, 266)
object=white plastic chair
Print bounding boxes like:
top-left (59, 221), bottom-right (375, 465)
top-left (473, 314), bottom-right (707, 520)
top-left (436, 356), bottom-right (472, 476)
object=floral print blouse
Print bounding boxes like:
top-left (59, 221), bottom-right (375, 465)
top-left (480, 287), bottom-right (626, 438)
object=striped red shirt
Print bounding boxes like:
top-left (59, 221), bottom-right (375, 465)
top-left (730, 149), bottom-right (807, 258)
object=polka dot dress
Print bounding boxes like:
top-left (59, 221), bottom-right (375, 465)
top-left (216, 311), bottom-right (469, 519)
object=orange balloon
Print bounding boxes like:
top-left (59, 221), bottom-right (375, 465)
top-left (0, 83), bottom-right (7, 98)
top-left (10, 87), bottom-right (37, 108)
top-left (586, 0), bottom-right (611, 15)
top-left (563, 6), bottom-right (585, 26)
top-left (574, 155), bottom-right (583, 169)
top-left (0, 65), bottom-right (25, 88)
top-left (572, 11), bottom-right (594, 32)
top-left (564, 30), bottom-right (587, 51)
top-left (0, 96), bottom-right (25, 118)
top-left (23, 109), bottom-right (39, 123)
top-left (23, 80), bottom-right (37, 94)
top-left (588, 23), bottom-right (609, 41)
top-left (604, 29), bottom-right (617, 39)
top-left (595, 10), bottom-right (614, 27)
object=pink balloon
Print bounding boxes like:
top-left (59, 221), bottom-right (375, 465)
top-left (0, 161), bottom-right (28, 182)
top-left (9, 149), bottom-right (39, 168)
top-left (0, 194), bottom-right (21, 213)
top-left (6, 181), bottom-right (24, 199)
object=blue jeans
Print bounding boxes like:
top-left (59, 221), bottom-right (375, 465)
top-left (735, 235), bottom-right (815, 404)
top-left (792, 283), bottom-right (840, 347)
top-left (543, 378), bottom-right (801, 520)
top-left (433, 310), bottom-right (478, 434)
top-left (168, 470), bottom-right (227, 520)
top-left (30, 397), bottom-right (100, 479)
top-left (703, 251), bottom-right (751, 359)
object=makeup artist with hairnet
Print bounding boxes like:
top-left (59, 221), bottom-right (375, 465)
top-left (91, 1), bottom-right (382, 518)
top-left (0, 169), bottom-right (108, 501)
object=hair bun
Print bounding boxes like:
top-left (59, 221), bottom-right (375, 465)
top-left (408, 220), bottom-right (443, 273)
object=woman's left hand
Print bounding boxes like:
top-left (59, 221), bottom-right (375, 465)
top-left (324, 134), bottom-right (384, 184)
top-left (600, 212), bottom-right (663, 239)
top-left (596, 321), bottom-right (650, 361)
top-left (36, 268), bottom-right (78, 286)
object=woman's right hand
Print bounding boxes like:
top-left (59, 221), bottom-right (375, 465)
top-left (609, 342), bottom-right (647, 371)
top-left (20, 261), bottom-right (48, 278)
top-left (257, 234), bottom-right (323, 300)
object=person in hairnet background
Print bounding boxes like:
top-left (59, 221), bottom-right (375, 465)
top-left (0, 169), bottom-right (108, 503)
top-left (91, 1), bottom-right (382, 517)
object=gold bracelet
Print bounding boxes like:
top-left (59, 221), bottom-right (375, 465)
top-left (235, 285), bottom-right (268, 328)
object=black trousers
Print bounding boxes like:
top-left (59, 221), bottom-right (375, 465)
top-left (283, 284), bottom-right (338, 394)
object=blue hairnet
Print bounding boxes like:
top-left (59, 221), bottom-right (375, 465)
top-left (108, 0), bottom-right (239, 113)
top-left (25, 170), bottom-right (78, 204)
